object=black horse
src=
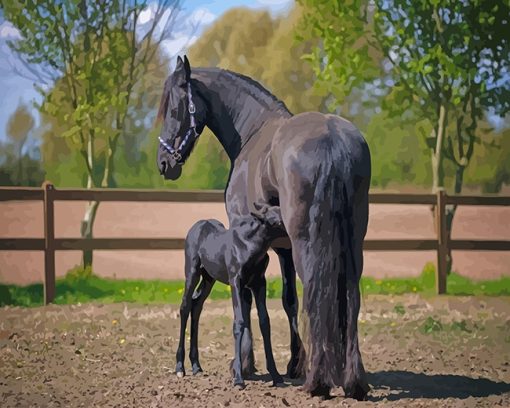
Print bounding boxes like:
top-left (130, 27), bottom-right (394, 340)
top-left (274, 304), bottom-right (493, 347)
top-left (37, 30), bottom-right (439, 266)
top-left (157, 56), bottom-right (371, 400)
top-left (176, 207), bottom-right (284, 386)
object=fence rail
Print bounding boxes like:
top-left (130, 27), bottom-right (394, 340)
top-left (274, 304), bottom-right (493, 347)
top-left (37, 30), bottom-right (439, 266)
top-left (1, 184), bottom-right (509, 303)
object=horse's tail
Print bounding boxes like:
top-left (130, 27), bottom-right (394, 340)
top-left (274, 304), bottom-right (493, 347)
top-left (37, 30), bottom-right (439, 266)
top-left (300, 150), bottom-right (351, 392)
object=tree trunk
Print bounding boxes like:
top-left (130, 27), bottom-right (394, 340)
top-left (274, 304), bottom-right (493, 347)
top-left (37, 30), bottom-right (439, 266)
top-left (431, 104), bottom-right (447, 193)
top-left (81, 134), bottom-right (97, 269)
top-left (444, 164), bottom-right (466, 273)
top-left (80, 199), bottom-right (100, 268)
top-left (430, 104), bottom-right (449, 274)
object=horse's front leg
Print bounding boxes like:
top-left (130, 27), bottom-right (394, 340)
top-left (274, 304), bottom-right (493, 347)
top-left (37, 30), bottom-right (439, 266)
top-left (229, 271), bottom-right (250, 389)
top-left (274, 247), bottom-right (304, 378)
top-left (189, 273), bottom-right (215, 375)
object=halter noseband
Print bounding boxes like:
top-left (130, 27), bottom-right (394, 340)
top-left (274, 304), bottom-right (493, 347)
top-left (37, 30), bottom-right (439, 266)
top-left (158, 82), bottom-right (199, 163)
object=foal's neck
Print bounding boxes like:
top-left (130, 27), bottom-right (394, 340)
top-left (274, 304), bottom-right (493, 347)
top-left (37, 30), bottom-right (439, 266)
top-left (193, 68), bottom-right (292, 161)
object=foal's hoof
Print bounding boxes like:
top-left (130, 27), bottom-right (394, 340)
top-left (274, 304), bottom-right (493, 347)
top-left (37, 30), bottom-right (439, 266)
top-left (176, 371), bottom-right (185, 378)
top-left (229, 358), bottom-right (256, 378)
top-left (192, 368), bottom-right (204, 376)
top-left (233, 380), bottom-right (246, 390)
top-left (271, 373), bottom-right (284, 386)
top-left (286, 363), bottom-right (301, 379)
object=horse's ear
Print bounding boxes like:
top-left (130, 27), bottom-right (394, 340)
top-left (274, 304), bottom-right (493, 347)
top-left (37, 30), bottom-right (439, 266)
top-left (183, 55), bottom-right (191, 80)
top-left (175, 55), bottom-right (190, 85)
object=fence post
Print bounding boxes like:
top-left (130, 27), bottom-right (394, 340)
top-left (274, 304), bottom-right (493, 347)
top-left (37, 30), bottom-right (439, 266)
top-left (436, 189), bottom-right (447, 294)
top-left (43, 182), bottom-right (55, 304)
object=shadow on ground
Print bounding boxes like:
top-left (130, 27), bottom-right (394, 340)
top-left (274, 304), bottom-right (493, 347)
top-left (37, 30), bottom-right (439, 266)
top-left (368, 370), bottom-right (510, 401)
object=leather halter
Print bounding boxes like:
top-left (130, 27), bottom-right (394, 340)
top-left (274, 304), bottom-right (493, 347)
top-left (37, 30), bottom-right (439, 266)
top-left (158, 82), bottom-right (198, 163)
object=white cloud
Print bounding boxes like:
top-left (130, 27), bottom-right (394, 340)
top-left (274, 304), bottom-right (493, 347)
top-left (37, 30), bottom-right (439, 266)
top-left (188, 8), bottom-right (216, 26)
top-left (138, 6), bottom-right (155, 25)
top-left (0, 21), bottom-right (21, 40)
top-left (160, 7), bottom-right (216, 59)
top-left (161, 34), bottom-right (199, 58)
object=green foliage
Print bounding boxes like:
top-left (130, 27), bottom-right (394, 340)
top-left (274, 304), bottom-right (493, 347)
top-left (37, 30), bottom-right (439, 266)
top-left (297, 0), bottom-right (381, 111)
top-left (393, 304), bottom-right (405, 315)
top-left (420, 316), bottom-right (443, 334)
top-left (2, 261), bottom-right (510, 307)
top-left (0, 103), bottom-right (44, 186)
top-left (299, 0), bottom-right (510, 193)
top-left (4, 1), bottom-right (176, 190)
top-left (65, 265), bottom-right (94, 284)
top-left (450, 320), bottom-right (471, 333)
top-left (365, 112), bottom-right (431, 188)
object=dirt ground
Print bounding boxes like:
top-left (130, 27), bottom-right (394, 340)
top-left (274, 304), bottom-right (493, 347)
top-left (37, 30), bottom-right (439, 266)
top-left (1, 295), bottom-right (509, 407)
top-left (1, 201), bottom-right (509, 284)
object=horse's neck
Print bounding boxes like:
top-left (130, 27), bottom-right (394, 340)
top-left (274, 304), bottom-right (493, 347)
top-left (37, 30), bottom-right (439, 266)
top-left (194, 69), bottom-right (291, 161)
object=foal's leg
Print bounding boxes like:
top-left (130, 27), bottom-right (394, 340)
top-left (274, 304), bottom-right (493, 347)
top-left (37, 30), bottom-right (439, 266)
top-left (229, 272), bottom-right (251, 389)
top-left (240, 288), bottom-right (257, 376)
top-left (189, 272), bottom-right (215, 375)
top-left (274, 247), bottom-right (304, 378)
top-left (229, 287), bottom-right (257, 378)
top-left (175, 257), bottom-right (201, 377)
top-left (252, 275), bottom-right (284, 386)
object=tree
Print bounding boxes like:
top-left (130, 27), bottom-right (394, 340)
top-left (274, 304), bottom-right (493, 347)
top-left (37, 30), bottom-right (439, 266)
top-left (4, 0), bottom-right (181, 267)
top-left (299, 0), bottom-right (510, 272)
top-left (6, 103), bottom-right (35, 183)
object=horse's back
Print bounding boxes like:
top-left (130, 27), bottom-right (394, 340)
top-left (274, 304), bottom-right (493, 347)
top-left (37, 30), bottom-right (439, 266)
top-left (270, 112), bottom-right (370, 239)
top-left (272, 112), bottom-right (370, 185)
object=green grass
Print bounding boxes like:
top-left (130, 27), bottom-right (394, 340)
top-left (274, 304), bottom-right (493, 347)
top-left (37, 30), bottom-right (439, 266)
top-left (1, 262), bottom-right (509, 307)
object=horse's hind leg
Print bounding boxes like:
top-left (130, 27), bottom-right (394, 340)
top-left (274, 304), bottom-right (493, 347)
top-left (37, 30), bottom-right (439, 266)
top-left (175, 256), bottom-right (201, 377)
top-left (189, 272), bottom-right (214, 375)
top-left (342, 184), bottom-right (370, 400)
top-left (274, 247), bottom-right (304, 378)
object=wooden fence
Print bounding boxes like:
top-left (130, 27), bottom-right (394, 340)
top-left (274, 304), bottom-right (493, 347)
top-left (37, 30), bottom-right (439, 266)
top-left (1, 183), bottom-right (509, 303)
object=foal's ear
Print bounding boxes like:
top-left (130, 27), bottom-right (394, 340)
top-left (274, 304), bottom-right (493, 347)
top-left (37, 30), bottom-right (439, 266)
top-left (175, 55), bottom-right (191, 86)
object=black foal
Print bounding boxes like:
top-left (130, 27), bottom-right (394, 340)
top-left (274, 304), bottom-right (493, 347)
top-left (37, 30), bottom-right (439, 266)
top-left (176, 206), bottom-right (284, 386)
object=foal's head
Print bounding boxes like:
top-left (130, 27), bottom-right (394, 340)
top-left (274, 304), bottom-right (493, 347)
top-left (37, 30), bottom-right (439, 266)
top-left (233, 205), bottom-right (284, 242)
top-left (156, 56), bottom-right (207, 180)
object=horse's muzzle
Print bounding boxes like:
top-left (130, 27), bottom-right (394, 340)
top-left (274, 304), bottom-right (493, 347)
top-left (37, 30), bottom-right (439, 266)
top-left (162, 161), bottom-right (182, 180)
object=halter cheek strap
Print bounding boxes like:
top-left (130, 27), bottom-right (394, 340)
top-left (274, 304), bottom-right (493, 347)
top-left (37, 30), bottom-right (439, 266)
top-left (158, 82), bottom-right (199, 163)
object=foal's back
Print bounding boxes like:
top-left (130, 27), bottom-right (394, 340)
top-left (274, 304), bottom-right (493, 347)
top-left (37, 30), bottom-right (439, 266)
top-left (186, 219), bottom-right (229, 284)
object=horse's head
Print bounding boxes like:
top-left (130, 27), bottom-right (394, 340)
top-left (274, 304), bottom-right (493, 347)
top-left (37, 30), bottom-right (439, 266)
top-left (156, 55), bottom-right (206, 180)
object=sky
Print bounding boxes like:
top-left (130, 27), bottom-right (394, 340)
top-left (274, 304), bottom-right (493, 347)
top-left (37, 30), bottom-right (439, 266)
top-left (0, 0), bottom-right (294, 145)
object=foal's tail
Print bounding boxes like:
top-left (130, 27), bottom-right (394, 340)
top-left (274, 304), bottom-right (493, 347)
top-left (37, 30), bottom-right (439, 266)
top-left (301, 153), bottom-right (351, 392)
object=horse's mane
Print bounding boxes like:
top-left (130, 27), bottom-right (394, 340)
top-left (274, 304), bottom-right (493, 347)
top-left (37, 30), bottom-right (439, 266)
top-left (155, 67), bottom-right (292, 125)
top-left (217, 69), bottom-right (291, 115)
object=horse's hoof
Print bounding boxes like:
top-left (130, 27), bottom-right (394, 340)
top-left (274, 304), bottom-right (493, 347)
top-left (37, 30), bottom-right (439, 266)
top-left (192, 368), bottom-right (204, 376)
top-left (344, 382), bottom-right (369, 401)
top-left (305, 382), bottom-right (332, 400)
top-left (176, 371), bottom-right (185, 378)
